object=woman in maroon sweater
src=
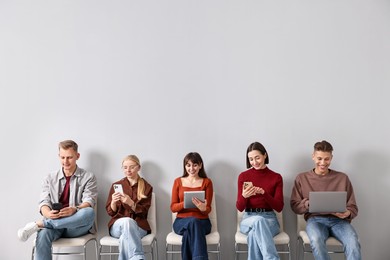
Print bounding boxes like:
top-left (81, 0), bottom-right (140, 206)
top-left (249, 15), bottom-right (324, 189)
top-left (236, 142), bottom-right (284, 260)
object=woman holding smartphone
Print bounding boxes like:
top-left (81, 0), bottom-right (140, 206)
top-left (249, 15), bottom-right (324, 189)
top-left (236, 142), bottom-right (284, 260)
top-left (105, 155), bottom-right (153, 260)
top-left (170, 152), bottom-right (214, 260)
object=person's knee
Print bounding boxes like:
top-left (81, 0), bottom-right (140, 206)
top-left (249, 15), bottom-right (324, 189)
top-left (80, 206), bottom-right (94, 215)
top-left (345, 238), bottom-right (360, 251)
top-left (78, 207), bottom-right (94, 221)
top-left (121, 217), bottom-right (138, 230)
top-left (252, 216), bottom-right (267, 228)
top-left (125, 217), bottom-right (137, 226)
top-left (188, 217), bottom-right (199, 224)
top-left (310, 235), bottom-right (323, 246)
top-left (307, 228), bottom-right (324, 246)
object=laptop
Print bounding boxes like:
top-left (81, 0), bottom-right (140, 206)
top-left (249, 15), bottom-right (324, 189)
top-left (184, 191), bottom-right (205, 209)
top-left (309, 191), bottom-right (347, 213)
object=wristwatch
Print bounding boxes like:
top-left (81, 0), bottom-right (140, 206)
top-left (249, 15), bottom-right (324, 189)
top-left (76, 206), bottom-right (80, 212)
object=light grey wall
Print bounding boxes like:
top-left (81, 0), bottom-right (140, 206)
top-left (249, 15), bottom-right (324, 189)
top-left (1, 1), bottom-right (389, 259)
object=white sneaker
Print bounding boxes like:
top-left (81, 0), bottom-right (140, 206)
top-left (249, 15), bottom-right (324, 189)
top-left (18, 222), bottom-right (39, 241)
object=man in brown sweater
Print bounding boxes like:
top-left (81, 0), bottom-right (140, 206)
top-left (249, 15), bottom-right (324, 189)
top-left (290, 140), bottom-right (361, 260)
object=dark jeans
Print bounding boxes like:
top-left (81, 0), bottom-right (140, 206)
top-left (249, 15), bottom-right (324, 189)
top-left (173, 217), bottom-right (211, 260)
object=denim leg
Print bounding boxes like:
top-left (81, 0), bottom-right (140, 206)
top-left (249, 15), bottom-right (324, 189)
top-left (173, 217), bottom-right (211, 260)
top-left (329, 219), bottom-right (361, 260)
top-left (239, 212), bottom-right (280, 260)
top-left (44, 207), bottom-right (95, 237)
top-left (306, 217), bottom-right (331, 260)
top-left (35, 228), bottom-right (63, 260)
top-left (35, 208), bottom-right (94, 260)
top-left (110, 217), bottom-right (147, 260)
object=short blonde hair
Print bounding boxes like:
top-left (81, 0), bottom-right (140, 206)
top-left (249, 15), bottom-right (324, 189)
top-left (59, 140), bottom-right (78, 152)
top-left (122, 155), bottom-right (147, 200)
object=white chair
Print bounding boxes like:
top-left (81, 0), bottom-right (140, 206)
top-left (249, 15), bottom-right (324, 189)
top-left (166, 192), bottom-right (220, 260)
top-left (234, 210), bottom-right (291, 260)
top-left (31, 206), bottom-right (98, 260)
top-left (296, 214), bottom-right (344, 259)
top-left (98, 192), bottom-right (158, 260)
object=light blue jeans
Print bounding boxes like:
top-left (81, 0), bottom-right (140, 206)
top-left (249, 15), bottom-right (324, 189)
top-left (240, 211), bottom-right (280, 260)
top-left (306, 216), bottom-right (361, 260)
top-left (110, 217), bottom-right (148, 260)
top-left (35, 207), bottom-right (94, 260)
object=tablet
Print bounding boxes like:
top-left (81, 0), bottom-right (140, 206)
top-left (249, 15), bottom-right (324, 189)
top-left (309, 191), bottom-right (347, 213)
top-left (184, 191), bottom-right (205, 209)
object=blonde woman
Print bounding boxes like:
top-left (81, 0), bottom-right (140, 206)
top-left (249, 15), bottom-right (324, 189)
top-left (105, 155), bottom-right (153, 260)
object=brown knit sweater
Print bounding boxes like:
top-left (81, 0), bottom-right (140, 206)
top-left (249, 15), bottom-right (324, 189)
top-left (290, 169), bottom-right (358, 221)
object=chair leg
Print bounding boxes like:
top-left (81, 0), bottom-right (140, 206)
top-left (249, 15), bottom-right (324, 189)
top-left (150, 240), bottom-right (153, 260)
top-left (31, 246), bottom-right (35, 260)
top-left (296, 238), bottom-right (304, 260)
top-left (93, 239), bottom-right (98, 260)
top-left (153, 238), bottom-right (158, 260)
top-left (83, 244), bottom-right (87, 260)
top-left (234, 243), bottom-right (238, 260)
top-left (165, 244), bottom-right (168, 260)
top-left (166, 244), bottom-right (174, 260)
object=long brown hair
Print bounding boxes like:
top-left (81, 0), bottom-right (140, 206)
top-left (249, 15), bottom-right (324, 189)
top-left (246, 142), bottom-right (269, 168)
top-left (182, 152), bottom-right (208, 178)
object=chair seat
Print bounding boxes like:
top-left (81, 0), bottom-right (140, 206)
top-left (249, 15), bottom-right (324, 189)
top-left (33, 233), bottom-right (97, 247)
top-left (166, 230), bottom-right (220, 245)
top-left (298, 230), bottom-right (343, 246)
top-left (100, 234), bottom-right (156, 246)
top-left (235, 231), bottom-right (290, 245)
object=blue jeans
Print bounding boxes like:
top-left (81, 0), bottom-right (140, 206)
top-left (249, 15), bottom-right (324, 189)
top-left (35, 207), bottom-right (95, 260)
top-left (306, 216), bottom-right (361, 260)
top-left (240, 211), bottom-right (280, 260)
top-left (110, 217), bottom-right (148, 260)
top-left (173, 217), bottom-right (211, 260)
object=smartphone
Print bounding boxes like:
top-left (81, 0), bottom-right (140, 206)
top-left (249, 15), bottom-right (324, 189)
top-left (243, 181), bottom-right (253, 189)
top-left (113, 184), bottom-right (124, 193)
top-left (52, 202), bottom-right (62, 211)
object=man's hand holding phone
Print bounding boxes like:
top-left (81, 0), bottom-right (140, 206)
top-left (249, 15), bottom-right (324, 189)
top-left (49, 202), bottom-right (76, 218)
top-left (57, 206), bottom-right (77, 217)
top-left (52, 203), bottom-right (62, 211)
top-left (46, 203), bottom-right (62, 219)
